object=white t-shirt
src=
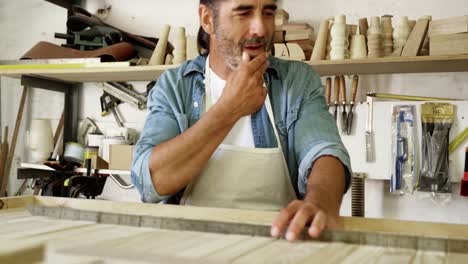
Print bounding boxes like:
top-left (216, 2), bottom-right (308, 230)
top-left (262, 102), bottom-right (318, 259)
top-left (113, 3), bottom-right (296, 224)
top-left (208, 67), bottom-right (255, 147)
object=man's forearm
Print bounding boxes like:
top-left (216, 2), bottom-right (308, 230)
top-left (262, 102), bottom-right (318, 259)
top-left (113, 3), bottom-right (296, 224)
top-left (149, 102), bottom-right (238, 196)
top-left (304, 156), bottom-right (346, 216)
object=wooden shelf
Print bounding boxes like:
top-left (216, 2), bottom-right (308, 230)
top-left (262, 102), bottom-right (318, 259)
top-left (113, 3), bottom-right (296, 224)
top-left (307, 54), bottom-right (468, 76)
top-left (1, 55), bottom-right (468, 83)
top-left (0, 64), bottom-right (178, 83)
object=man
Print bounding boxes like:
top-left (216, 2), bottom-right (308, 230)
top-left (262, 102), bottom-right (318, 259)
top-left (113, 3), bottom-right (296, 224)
top-left (131, 0), bottom-right (351, 242)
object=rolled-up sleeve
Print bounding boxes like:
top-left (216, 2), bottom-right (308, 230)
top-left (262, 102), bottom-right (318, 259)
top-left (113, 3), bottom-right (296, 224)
top-left (291, 64), bottom-right (352, 197)
top-left (131, 70), bottom-right (182, 203)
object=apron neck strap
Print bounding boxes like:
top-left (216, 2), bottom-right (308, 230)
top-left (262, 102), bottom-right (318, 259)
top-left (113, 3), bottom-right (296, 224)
top-left (204, 56), bottom-right (282, 148)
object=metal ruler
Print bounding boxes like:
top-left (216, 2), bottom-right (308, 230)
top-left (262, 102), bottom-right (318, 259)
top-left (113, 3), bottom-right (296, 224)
top-left (27, 204), bottom-right (468, 253)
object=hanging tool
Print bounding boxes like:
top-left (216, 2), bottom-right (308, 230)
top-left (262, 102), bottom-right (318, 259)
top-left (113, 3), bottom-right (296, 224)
top-left (340, 76), bottom-right (348, 133)
top-left (100, 92), bottom-right (124, 127)
top-left (77, 118), bottom-right (102, 145)
top-left (325, 77), bottom-right (332, 110)
top-left (97, 82), bottom-right (147, 110)
top-left (351, 172), bottom-right (366, 217)
top-left (393, 111), bottom-right (409, 192)
top-left (367, 93), bottom-right (459, 101)
top-left (347, 76), bottom-right (359, 135)
top-left (365, 95), bottom-right (374, 162)
top-left (333, 76), bottom-right (340, 121)
top-left (53, 112), bottom-right (65, 147)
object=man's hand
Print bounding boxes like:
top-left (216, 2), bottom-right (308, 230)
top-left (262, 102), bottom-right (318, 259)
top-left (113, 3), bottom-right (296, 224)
top-left (270, 199), bottom-right (341, 242)
top-left (217, 52), bottom-right (269, 121)
top-left (270, 156), bottom-right (346, 242)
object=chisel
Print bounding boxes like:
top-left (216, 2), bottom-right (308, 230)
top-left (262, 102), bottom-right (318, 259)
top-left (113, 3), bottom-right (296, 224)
top-left (325, 77), bottom-right (332, 110)
top-left (340, 76), bottom-right (348, 133)
top-left (347, 76), bottom-right (359, 135)
top-left (333, 76), bottom-right (340, 121)
top-left (365, 95), bottom-right (374, 162)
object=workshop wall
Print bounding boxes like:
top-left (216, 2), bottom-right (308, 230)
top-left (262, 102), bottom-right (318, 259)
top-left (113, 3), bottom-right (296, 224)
top-left (1, 0), bottom-right (468, 223)
top-left (0, 0), bottom-right (66, 194)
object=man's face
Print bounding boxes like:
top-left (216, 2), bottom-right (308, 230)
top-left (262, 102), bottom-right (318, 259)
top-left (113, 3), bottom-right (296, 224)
top-left (213, 0), bottom-right (277, 69)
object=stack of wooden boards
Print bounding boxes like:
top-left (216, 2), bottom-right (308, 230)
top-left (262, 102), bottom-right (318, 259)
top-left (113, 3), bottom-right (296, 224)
top-left (273, 9), bottom-right (315, 61)
top-left (430, 16), bottom-right (468, 56)
top-left (1, 196), bottom-right (468, 263)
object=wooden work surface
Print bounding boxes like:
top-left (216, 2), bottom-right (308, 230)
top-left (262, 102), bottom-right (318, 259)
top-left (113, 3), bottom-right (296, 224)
top-left (1, 196), bottom-right (468, 263)
top-left (1, 55), bottom-right (468, 83)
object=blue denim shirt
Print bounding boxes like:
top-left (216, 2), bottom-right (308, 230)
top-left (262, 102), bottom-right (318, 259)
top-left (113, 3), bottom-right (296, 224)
top-left (131, 54), bottom-right (352, 204)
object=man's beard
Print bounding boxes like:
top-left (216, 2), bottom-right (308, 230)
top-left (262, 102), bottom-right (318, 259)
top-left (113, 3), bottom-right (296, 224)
top-left (214, 26), bottom-right (273, 69)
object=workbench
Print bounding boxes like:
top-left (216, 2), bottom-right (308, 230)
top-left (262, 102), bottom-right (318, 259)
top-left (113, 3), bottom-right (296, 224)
top-left (1, 196), bottom-right (467, 263)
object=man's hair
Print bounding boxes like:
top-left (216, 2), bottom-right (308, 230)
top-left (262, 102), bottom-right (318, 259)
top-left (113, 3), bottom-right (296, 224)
top-left (197, 0), bottom-right (279, 55)
top-left (197, 0), bottom-right (222, 54)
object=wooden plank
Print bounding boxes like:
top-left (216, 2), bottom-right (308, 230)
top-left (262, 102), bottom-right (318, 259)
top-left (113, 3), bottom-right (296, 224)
top-left (0, 209), bottom-right (31, 224)
top-left (1, 205), bottom-right (468, 263)
top-left (205, 236), bottom-right (273, 262)
top-left (20, 224), bottom-right (153, 250)
top-left (55, 230), bottom-right (222, 263)
top-left (28, 196), bottom-right (468, 239)
top-left (375, 248), bottom-right (416, 264)
top-left (2, 55), bottom-right (468, 80)
top-left (178, 234), bottom-right (249, 259)
top-left (430, 33), bottom-right (468, 56)
top-left (0, 64), bottom-right (178, 82)
top-left (429, 15), bottom-right (468, 37)
top-left (0, 239), bottom-right (45, 264)
top-left (0, 217), bottom-right (92, 239)
top-left (0, 196), bottom-right (34, 210)
top-left (340, 245), bottom-right (386, 264)
top-left (402, 19), bottom-right (430, 57)
top-left (33, 196), bottom-right (277, 226)
top-left (294, 243), bottom-right (358, 264)
top-left (412, 250), bottom-right (446, 264)
top-left (232, 240), bottom-right (325, 264)
top-left (4, 196), bottom-right (468, 251)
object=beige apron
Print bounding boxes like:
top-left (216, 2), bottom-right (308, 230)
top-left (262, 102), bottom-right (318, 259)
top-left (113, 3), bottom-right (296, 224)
top-left (180, 59), bottom-right (297, 211)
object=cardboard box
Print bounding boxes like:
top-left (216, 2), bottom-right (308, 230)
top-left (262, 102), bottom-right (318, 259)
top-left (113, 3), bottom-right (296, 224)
top-left (109, 144), bottom-right (134, 171)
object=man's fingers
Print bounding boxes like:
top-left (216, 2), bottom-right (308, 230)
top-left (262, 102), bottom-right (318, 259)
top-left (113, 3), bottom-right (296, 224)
top-left (308, 210), bottom-right (327, 238)
top-left (251, 60), bottom-right (269, 85)
top-left (244, 52), bottom-right (268, 72)
top-left (271, 201), bottom-right (301, 238)
top-left (285, 208), bottom-right (312, 242)
top-left (258, 60), bottom-right (269, 75)
top-left (242, 51), bottom-right (250, 63)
